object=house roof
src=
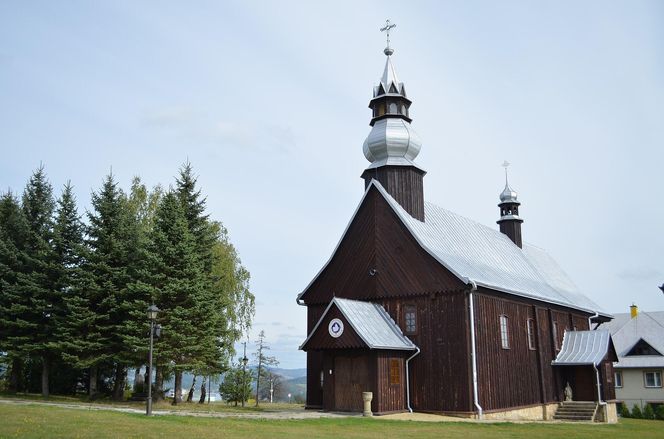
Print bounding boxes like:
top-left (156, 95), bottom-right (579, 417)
top-left (602, 311), bottom-right (664, 368)
top-left (551, 330), bottom-right (616, 366)
top-left (300, 297), bottom-right (417, 351)
top-left (299, 180), bottom-right (609, 319)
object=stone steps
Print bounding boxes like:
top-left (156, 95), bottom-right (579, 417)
top-left (553, 401), bottom-right (598, 422)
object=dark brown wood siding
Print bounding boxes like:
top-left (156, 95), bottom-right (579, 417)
top-left (474, 289), bottom-right (595, 411)
top-left (381, 291), bottom-right (471, 412)
top-left (361, 166), bottom-right (425, 221)
top-left (375, 352), bottom-right (406, 413)
top-left (305, 304), bottom-right (326, 408)
top-left (474, 291), bottom-right (542, 411)
top-left (302, 306), bottom-right (366, 350)
top-left (300, 187), bottom-right (464, 305)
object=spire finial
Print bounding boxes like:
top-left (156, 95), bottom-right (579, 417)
top-left (380, 19), bottom-right (396, 56)
top-left (502, 160), bottom-right (511, 185)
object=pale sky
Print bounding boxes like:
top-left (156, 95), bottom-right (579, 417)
top-left (1, 1), bottom-right (663, 368)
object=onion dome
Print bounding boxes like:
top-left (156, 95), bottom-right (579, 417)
top-left (499, 182), bottom-right (518, 203)
top-left (363, 48), bottom-right (424, 171)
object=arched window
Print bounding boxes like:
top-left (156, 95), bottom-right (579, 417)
top-left (378, 103), bottom-right (386, 116)
top-left (389, 103), bottom-right (397, 114)
top-left (401, 104), bottom-right (407, 116)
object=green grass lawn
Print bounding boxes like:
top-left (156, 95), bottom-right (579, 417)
top-left (0, 392), bottom-right (302, 413)
top-left (1, 403), bottom-right (663, 439)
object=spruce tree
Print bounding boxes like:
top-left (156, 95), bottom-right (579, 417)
top-left (148, 191), bottom-right (215, 404)
top-left (83, 173), bottom-right (143, 399)
top-left (20, 166), bottom-right (58, 396)
top-left (0, 191), bottom-right (32, 392)
top-left (174, 163), bottom-right (254, 375)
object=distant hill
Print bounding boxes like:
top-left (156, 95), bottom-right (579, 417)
top-left (270, 368), bottom-right (306, 380)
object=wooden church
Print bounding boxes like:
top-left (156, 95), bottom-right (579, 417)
top-left (298, 34), bottom-right (618, 421)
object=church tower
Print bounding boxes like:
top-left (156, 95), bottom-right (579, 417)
top-left (496, 164), bottom-right (524, 248)
top-left (360, 22), bottom-right (426, 221)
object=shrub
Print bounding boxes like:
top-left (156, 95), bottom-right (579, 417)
top-left (643, 403), bottom-right (655, 420)
top-left (655, 404), bottom-right (664, 421)
top-left (631, 403), bottom-right (643, 419)
top-left (620, 403), bottom-right (631, 418)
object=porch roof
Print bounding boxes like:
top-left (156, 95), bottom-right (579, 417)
top-left (552, 330), bottom-right (617, 366)
top-left (300, 297), bottom-right (417, 351)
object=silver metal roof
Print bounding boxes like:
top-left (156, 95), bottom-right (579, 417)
top-left (380, 55), bottom-right (403, 95)
top-left (552, 330), bottom-right (613, 366)
top-left (499, 182), bottom-right (518, 203)
top-left (371, 181), bottom-right (608, 316)
top-left (363, 118), bottom-right (422, 169)
top-left (298, 180), bottom-right (609, 317)
top-left (300, 297), bottom-right (417, 351)
top-left (602, 311), bottom-right (664, 368)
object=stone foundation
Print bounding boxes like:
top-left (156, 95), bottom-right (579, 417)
top-left (479, 403), bottom-right (560, 421)
top-left (595, 402), bottom-right (618, 424)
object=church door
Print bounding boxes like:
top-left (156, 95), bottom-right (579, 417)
top-left (334, 354), bottom-right (371, 411)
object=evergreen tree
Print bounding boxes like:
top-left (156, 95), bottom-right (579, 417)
top-left (253, 330), bottom-right (278, 407)
top-left (81, 173), bottom-right (143, 399)
top-left (0, 191), bottom-right (32, 392)
top-left (219, 360), bottom-right (253, 406)
top-left (20, 166), bottom-right (58, 396)
top-left (643, 403), bottom-right (655, 420)
top-left (148, 191), bottom-right (216, 405)
top-left (620, 403), bottom-right (631, 418)
top-left (174, 163), bottom-right (255, 376)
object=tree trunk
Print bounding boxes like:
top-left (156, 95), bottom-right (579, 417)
top-left (255, 363), bottom-right (262, 407)
top-left (186, 375), bottom-right (196, 402)
top-left (8, 358), bottom-right (22, 393)
top-left (154, 366), bottom-right (164, 402)
top-left (41, 357), bottom-right (50, 397)
top-left (89, 365), bottom-right (98, 397)
top-left (172, 370), bottom-right (182, 405)
top-left (198, 377), bottom-right (207, 404)
top-left (112, 364), bottom-right (126, 401)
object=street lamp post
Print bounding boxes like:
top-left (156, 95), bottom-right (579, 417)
top-left (241, 341), bottom-right (248, 407)
top-left (146, 304), bottom-right (160, 416)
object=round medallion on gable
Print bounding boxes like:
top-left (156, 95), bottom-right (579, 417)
top-left (328, 318), bottom-right (344, 338)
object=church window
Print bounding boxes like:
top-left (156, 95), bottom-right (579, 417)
top-left (615, 371), bottom-right (623, 388)
top-left (553, 322), bottom-right (560, 350)
top-left (320, 370), bottom-right (324, 389)
top-left (389, 102), bottom-right (398, 114)
top-left (527, 318), bottom-right (536, 350)
top-left (500, 315), bottom-right (510, 349)
top-left (645, 371), bottom-right (662, 388)
top-left (389, 359), bottom-right (400, 385)
top-left (401, 104), bottom-right (407, 115)
top-left (404, 305), bottom-right (417, 334)
top-left (378, 103), bottom-right (386, 117)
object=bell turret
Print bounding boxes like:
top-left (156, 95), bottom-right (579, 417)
top-left (496, 163), bottom-right (524, 248)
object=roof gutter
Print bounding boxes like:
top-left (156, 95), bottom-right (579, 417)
top-left (405, 346), bottom-right (421, 413)
top-left (296, 297), bottom-right (305, 306)
top-left (467, 280), bottom-right (483, 419)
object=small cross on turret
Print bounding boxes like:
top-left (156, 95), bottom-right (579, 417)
top-left (380, 19), bottom-right (397, 55)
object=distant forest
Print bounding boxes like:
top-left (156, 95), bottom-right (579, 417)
top-left (0, 163), bottom-right (255, 403)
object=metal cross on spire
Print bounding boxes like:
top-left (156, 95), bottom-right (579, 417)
top-left (502, 160), bottom-right (511, 184)
top-left (380, 19), bottom-right (397, 55)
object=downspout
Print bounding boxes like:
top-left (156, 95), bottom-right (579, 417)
top-left (593, 363), bottom-right (607, 420)
top-left (405, 347), bottom-right (421, 413)
top-left (468, 280), bottom-right (483, 419)
top-left (588, 311), bottom-right (598, 330)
